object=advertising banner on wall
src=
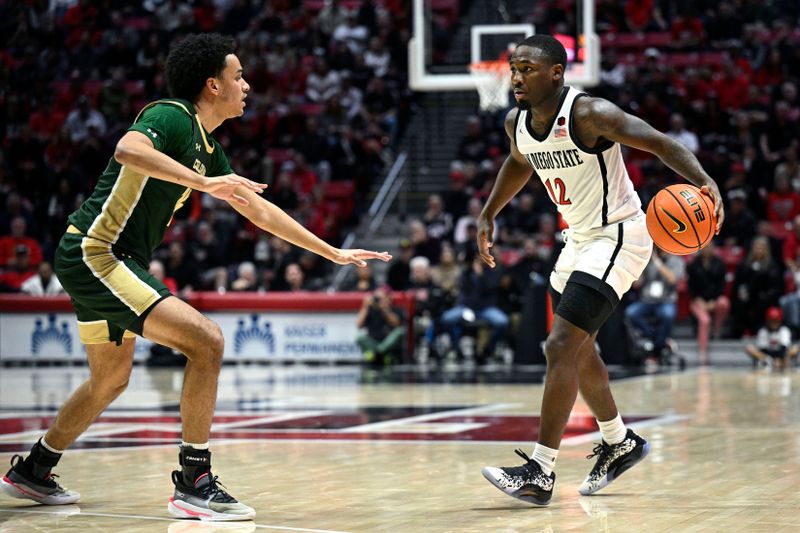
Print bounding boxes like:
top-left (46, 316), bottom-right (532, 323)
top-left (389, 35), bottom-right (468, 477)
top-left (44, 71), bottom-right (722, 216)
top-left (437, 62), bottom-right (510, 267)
top-left (0, 311), bottom-right (362, 362)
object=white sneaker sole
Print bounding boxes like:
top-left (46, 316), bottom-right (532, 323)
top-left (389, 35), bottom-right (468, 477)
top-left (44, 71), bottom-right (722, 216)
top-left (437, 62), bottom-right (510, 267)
top-left (168, 497), bottom-right (255, 522)
top-left (0, 475), bottom-right (80, 505)
top-left (481, 467), bottom-right (551, 506)
top-left (578, 441), bottom-right (651, 496)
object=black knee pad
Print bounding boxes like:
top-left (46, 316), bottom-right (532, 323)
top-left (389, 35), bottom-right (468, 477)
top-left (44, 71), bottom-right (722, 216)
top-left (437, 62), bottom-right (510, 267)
top-left (552, 274), bottom-right (619, 334)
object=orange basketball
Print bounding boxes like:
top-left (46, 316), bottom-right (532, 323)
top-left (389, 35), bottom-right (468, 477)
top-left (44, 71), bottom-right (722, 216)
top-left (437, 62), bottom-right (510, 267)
top-left (646, 184), bottom-right (716, 255)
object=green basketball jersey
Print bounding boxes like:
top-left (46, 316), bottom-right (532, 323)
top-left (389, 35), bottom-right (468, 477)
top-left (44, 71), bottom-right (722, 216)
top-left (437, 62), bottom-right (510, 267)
top-left (67, 99), bottom-right (233, 266)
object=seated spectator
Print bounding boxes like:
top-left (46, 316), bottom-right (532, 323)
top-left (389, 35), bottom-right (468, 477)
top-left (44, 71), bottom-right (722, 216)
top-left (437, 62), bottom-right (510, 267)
top-left (231, 261), bottom-right (259, 291)
top-left (21, 261), bottom-right (64, 296)
top-left (625, 248), bottom-right (684, 361)
top-left (457, 116), bottom-right (487, 163)
top-left (777, 146), bottom-right (800, 193)
top-left (305, 56), bottom-right (341, 103)
top-left (687, 241), bottom-right (731, 365)
top-left (332, 12), bottom-right (368, 55)
top-left (732, 236), bottom-right (783, 337)
top-left (439, 247), bottom-right (509, 361)
top-left (340, 262), bottom-right (376, 292)
top-left (318, 0), bottom-right (350, 38)
top-left (718, 189), bottom-right (757, 249)
top-left (164, 241), bottom-right (197, 295)
top-left (0, 245), bottom-right (37, 292)
top-left (511, 238), bottom-right (550, 291)
top-left (386, 239), bottom-right (413, 291)
top-left (148, 259), bottom-right (177, 294)
top-left (443, 166), bottom-right (471, 222)
top-left (189, 221), bottom-right (228, 290)
top-left (666, 113), bottom-right (699, 154)
top-left (0, 216), bottom-right (43, 267)
top-left (746, 307), bottom-right (799, 370)
top-left (355, 287), bottom-right (405, 366)
top-left (284, 263), bottom-right (308, 292)
top-left (454, 198), bottom-right (483, 245)
top-left (363, 36), bottom-right (390, 77)
top-left (766, 174), bottom-right (800, 224)
top-left (63, 96), bottom-right (106, 143)
top-left (502, 193), bottom-right (540, 245)
top-left (423, 194), bottom-right (453, 245)
top-left (361, 77), bottom-right (397, 141)
top-left (408, 256), bottom-right (450, 360)
top-left (431, 243), bottom-right (461, 298)
top-left (409, 219), bottom-right (440, 265)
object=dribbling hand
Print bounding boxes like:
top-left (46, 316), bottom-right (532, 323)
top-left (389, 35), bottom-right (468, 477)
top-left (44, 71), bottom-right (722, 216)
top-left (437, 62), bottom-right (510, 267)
top-left (699, 183), bottom-right (724, 234)
top-left (477, 215), bottom-right (496, 268)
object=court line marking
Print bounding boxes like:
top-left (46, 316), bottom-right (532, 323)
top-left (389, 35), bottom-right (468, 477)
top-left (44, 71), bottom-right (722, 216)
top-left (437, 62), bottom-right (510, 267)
top-left (0, 508), bottom-right (352, 533)
top-left (561, 414), bottom-right (692, 445)
top-left (338, 402), bottom-right (520, 432)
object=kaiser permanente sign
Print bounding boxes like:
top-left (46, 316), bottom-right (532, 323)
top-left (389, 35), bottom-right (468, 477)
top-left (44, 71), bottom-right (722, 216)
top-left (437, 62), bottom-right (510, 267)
top-left (0, 293), bottom-right (414, 363)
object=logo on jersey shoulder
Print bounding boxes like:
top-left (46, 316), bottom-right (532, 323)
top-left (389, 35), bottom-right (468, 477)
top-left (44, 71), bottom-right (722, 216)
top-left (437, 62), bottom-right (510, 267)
top-left (660, 207), bottom-right (687, 233)
top-left (554, 116), bottom-right (567, 137)
top-left (146, 128), bottom-right (158, 139)
top-left (195, 143), bottom-right (201, 152)
top-left (193, 159), bottom-right (206, 176)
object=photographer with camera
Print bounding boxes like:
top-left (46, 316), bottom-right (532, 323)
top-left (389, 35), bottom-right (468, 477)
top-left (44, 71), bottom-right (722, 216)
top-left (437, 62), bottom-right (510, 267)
top-left (355, 287), bottom-right (406, 367)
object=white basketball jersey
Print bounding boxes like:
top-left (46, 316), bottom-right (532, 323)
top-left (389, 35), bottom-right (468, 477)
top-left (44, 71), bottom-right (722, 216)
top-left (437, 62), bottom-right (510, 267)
top-left (514, 86), bottom-right (641, 233)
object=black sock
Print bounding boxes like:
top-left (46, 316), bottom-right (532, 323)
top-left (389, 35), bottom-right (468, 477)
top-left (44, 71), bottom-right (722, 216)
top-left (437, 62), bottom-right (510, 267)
top-left (22, 439), bottom-right (62, 480)
top-left (179, 446), bottom-right (211, 487)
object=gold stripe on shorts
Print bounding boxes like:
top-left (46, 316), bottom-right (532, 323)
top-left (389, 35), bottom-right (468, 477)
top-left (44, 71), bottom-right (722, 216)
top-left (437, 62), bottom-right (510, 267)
top-left (77, 320), bottom-right (136, 345)
top-left (80, 236), bottom-right (161, 315)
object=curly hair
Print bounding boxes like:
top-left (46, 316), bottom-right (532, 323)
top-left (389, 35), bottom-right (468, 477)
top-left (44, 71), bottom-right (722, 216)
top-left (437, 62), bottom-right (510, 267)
top-left (165, 33), bottom-right (236, 102)
top-left (518, 34), bottom-right (568, 69)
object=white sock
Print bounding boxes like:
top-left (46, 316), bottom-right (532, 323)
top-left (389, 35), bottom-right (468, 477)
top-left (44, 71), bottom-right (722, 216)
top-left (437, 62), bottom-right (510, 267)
top-left (531, 443), bottom-right (558, 476)
top-left (40, 436), bottom-right (64, 454)
top-left (181, 441), bottom-right (209, 450)
top-left (597, 413), bottom-right (626, 445)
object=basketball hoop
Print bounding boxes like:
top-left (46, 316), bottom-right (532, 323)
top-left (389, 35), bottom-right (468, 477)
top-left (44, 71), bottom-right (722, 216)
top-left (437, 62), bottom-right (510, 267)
top-left (468, 60), bottom-right (511, 112)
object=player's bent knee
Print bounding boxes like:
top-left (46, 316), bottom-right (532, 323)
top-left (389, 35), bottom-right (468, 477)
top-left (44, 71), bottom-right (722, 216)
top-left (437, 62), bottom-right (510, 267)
top-left (91, 376), bottom-right (130, 400)
top-left (186, 320), bottom-right (224, 364)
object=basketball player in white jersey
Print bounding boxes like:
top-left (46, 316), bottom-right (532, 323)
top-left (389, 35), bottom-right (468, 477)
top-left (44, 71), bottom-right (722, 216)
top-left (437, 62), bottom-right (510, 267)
top-left (480, 35), bottom-right (724, 505)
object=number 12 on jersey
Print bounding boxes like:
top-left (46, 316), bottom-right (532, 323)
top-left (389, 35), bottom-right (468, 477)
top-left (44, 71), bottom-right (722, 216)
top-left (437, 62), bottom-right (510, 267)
top-left (544, 177), bottom-right (571, 205)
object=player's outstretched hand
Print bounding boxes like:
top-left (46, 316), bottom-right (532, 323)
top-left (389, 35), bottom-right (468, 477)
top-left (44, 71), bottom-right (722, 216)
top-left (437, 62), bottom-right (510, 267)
top-left (699, 182), bottom-right (725, 234)
top-left (477, 215), bottom-right (496, 268)
top-left (204, 174), bottom-right (268, 206)
top-left (332, 249), bottom-right (392, 267)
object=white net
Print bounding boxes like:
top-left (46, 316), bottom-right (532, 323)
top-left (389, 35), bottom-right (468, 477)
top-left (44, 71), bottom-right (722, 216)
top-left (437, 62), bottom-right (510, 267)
top-left (469, 61), bottom-right (511, 112)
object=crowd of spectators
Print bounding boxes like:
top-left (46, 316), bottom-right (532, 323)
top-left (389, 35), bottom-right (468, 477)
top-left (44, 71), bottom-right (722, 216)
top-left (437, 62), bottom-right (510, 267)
top-left (4, 1), bottom-right (800, 363)
top-left (0, 0), bottom-right (411, 294)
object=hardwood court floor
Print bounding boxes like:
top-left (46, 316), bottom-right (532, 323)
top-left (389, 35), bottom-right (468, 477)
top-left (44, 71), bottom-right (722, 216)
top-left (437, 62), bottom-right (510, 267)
top-left (1, 364), bottom-right (800, 532)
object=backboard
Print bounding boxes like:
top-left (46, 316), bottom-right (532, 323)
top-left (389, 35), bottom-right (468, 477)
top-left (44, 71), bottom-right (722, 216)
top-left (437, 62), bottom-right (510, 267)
top-left (408, 0), bottom-right (599, 92)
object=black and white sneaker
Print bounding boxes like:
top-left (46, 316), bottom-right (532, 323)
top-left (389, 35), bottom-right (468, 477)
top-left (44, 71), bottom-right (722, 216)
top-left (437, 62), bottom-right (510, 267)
top-left (0, 455), bottom-right (80, 505)
top-left (481, 450), bottom-right (555, 506)
top-left (579, 429), bottom-right (650, 495)
top-left (168, 471), bottom-right (255, 521)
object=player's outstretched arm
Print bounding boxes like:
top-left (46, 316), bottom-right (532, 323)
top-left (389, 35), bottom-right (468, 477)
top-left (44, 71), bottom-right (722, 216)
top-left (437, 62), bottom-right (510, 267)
top-left (228, 186), bottom-right (391, 268)
top-left (574, 97), bottom-right (724, 233)
top-left (478, 108), bottom-right (535, 268)
top-left (114, 131), bottom-right (266, 204)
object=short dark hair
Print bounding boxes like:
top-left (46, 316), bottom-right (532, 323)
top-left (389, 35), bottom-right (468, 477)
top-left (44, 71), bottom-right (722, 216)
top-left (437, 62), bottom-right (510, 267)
top-left (517, 34), bottom-right (568, 69)
top-left (165, 33), bottom-right (236, 102)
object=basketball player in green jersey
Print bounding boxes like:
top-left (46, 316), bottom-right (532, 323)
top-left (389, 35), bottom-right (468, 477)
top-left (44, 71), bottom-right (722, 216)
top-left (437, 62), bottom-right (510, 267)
top-left (0, 34), bottom-right (391, 521)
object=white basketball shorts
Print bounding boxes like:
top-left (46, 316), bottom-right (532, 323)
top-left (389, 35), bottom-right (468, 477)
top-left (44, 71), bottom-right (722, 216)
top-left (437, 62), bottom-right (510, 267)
top-left (550, 212), bottom-right (653, 303)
